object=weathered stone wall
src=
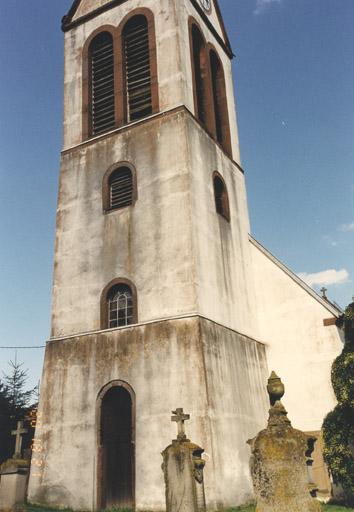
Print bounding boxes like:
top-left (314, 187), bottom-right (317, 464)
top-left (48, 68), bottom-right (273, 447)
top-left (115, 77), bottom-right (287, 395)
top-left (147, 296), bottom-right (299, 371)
top-left (63, 0), bottom-right (240, 160)
top-left (52, 110), bottom-right (256, 339)
top-left (177, 0), bottom-right (241, 162)
top-left (199, 320), bottom-right (269, 507)
top-left (28, 317), bottom-right (268, 511)
top-left (64, 0), bottom-right (180, 148)
top-left (73, 0), bottom-right (113, 20)
top-left (186, 114), bottom-right (258, 338)
top-left (53, 110), bottom-right (194, 337)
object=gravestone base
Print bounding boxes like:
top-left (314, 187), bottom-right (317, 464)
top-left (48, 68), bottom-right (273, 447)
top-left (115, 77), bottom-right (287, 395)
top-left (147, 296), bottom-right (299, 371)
top-left (0, 459), bottom-right (30, 512)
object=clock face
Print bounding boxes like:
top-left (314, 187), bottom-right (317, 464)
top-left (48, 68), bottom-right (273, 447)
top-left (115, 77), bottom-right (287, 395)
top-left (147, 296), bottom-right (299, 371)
top-left (199, 0), bottom-right (212, 13)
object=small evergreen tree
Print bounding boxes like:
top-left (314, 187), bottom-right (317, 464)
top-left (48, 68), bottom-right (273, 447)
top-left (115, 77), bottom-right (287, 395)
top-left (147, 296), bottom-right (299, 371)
top-left (322, 298), bottom-right (354, 506)
top-left (0, 379), bottom-right (13, 463)
top-left (0, 357), bottom-right (37, 463)
top-left (2, 356), bottom-right (35, 418)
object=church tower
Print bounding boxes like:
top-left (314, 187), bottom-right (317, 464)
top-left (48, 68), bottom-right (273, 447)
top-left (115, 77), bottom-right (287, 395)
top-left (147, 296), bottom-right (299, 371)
top-left (28, 1), bottom-right (270, 509)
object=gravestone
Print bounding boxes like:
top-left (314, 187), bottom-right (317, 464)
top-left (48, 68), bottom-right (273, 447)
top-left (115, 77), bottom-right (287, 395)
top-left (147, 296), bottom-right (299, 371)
top-left (162, 408), bottom-right (206, 512)
top-left (247, 372), bottom-right (321, 512)
top-left (0, 421), bottom-right (30, 512)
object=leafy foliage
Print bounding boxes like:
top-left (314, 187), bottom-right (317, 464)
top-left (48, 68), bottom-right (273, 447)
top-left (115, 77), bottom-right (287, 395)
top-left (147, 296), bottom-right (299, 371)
top-left (323, 299), bottom-right (354, 507)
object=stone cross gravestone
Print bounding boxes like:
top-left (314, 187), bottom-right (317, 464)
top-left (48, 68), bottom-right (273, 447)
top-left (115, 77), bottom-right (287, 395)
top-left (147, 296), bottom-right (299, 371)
top-left (171, 408), bottom-right (190, 441)
top-left (11, 421), bottom-right (28, 459)
top-left (247, 372), bottom-right (321, 512)
top-left (162, 408), bottom-right (206, 512)
top-left (0, 421), bottom-right (30, 511)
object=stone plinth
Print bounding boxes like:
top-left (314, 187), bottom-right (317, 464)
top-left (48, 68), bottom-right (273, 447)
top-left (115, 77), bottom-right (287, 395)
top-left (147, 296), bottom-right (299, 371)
top-left (0, 459), bottom-right (29, 512)
top-left (248, 373), bottom-right (321, 512)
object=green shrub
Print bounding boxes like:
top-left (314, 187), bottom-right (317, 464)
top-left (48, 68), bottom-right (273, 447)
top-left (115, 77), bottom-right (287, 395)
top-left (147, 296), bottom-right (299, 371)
top-left (322, 299), bottom-right (354, 507)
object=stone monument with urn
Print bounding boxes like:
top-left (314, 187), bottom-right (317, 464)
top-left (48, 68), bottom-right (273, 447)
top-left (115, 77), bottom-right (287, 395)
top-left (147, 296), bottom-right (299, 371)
top-left (247, 372), bottom-right (321, 512)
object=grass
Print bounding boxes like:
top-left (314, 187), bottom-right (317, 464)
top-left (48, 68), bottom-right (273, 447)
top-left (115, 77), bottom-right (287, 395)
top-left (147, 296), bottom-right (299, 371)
top-left (26, 504), bottom-right (354, 512)
top-left (227, 506), bottom-right (354, 512)
top-left (322, 507), bottom-right (354, 512)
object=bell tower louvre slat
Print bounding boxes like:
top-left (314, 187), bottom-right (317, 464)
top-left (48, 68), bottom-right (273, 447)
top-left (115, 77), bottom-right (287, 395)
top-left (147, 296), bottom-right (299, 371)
top-left (123, 17), bottom-right (153, 122)
top-left (90, 32), bottom-right (116, 135)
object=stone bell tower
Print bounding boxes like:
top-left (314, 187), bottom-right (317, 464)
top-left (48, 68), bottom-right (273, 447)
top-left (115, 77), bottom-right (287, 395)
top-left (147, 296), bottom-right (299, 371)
top-left (28, 0), bottom-right (269, 510)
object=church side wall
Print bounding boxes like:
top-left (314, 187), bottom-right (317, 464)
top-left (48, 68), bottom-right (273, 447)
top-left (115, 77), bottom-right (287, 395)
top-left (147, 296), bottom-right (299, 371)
top-left (250, 240), bottom-right (343, 432)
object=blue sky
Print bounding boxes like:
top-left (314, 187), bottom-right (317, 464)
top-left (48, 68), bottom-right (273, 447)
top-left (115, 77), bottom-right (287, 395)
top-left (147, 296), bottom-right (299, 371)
top-left (0, 0), bottom-right (353, 388)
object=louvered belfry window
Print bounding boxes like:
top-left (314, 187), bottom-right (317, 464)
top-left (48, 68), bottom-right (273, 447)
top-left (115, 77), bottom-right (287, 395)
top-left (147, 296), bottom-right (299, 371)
top-left (108, 284), bottom-right (134, 328)
top-left (109, 167), bottom-right (134, 210)
top-left (90, 32), bottom-right (115, 136)
top-left (123, 16), bottom-right (152, 122)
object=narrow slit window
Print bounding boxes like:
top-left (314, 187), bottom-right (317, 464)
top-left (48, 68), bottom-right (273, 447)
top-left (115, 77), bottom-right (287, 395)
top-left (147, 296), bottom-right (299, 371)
top-left (213, 173), bottom-right (230, 222)
top-left (109, 167), bottom-right (134, 210)
top-left (123, 16), bottom-right (152, 122)
top-left (89, 32), bottom-right (115, 136)
top-left (107, 284), bottom-right (134, 328)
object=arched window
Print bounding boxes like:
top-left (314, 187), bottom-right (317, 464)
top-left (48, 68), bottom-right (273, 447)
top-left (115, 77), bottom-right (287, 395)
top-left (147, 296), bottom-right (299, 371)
top-left (123, 15), bottom-right (152, 122)
top-left (213, 172), bottom-right (230, 222)
top-left (191, 24), bottom-right (207, 125)
top-left (108, 284), bottom-right (133, 328)
top-left (210, 50), bottom-right (232, 155)
top-left (88, 32), bottom-right (115, 136)
top-left (101, 280), bottom-right (137, 330)
top-left (103, 166), bottom-right (135, 212)
top-left (82, 12), bottom-right (158, 140)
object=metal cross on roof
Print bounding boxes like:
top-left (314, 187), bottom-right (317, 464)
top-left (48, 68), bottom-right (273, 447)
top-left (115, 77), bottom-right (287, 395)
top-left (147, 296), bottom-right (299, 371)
top-left (321, 287), bottom-right (328, 300)
top-left (11, 420), bottom-right (28, 459)
top-left (171, 408), bottom-right (190, 441)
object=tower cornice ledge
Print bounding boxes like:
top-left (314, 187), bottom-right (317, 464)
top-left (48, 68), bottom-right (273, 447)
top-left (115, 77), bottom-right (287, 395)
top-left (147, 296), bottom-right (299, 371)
top-left (48, 313), bottom-right (267, 347)
top-left (61, 105), bottom-right (245, 175)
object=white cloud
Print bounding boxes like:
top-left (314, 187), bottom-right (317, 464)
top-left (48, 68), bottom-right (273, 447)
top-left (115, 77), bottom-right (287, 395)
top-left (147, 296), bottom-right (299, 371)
top-left (254, 0), bottom-right (282, 15)
top-left (339, 222), bottom-right (354, 232)
top-left (298, 269), bottom-right (349, 287)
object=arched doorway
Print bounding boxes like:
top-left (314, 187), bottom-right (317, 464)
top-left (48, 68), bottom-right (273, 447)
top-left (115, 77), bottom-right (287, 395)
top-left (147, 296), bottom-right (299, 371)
top-left (97, 381), bottom-right (135, 509)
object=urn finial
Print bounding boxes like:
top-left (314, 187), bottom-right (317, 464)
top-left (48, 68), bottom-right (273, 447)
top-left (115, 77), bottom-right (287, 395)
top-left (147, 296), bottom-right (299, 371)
top-left (267, 371), bottom-right (285, 406)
